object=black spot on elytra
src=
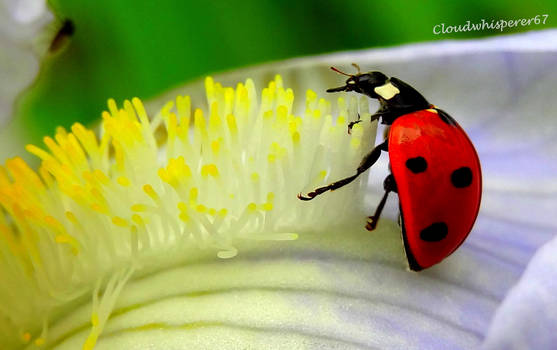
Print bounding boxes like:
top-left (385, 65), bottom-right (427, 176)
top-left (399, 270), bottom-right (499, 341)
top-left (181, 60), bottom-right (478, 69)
top-left (420, 222), bottom-right (448, 242)
top-left (405, 157), bottom-right (427, 173)
top-left (451, 167), bottom-right (473, 188)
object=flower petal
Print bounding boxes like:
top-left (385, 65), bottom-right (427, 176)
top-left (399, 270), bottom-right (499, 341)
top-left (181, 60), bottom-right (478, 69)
top-left (35, 225), bottom-right (496, 349)
top-left (482, 234), bottom-right (557, 349)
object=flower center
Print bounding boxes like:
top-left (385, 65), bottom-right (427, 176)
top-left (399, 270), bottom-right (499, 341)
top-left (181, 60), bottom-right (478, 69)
top-left (0, 75), bottom-right (377, 348)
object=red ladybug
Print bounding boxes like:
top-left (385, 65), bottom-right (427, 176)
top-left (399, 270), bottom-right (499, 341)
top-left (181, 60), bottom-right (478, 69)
top-left (298, 65), bottom-right (482, 271)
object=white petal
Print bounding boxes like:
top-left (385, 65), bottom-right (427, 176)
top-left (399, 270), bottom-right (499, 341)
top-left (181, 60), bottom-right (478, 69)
top-left (36, 225), bottom-right (498, 349)
top-left (482, 234), bottom-right (557, 349)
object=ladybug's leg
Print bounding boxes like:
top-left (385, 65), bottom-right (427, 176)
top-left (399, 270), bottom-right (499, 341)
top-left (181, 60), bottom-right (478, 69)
top-left (298, 140), bottom-right (388, 200)
top-left (348, 119), bottom-right (362, 133)
top-left (347, 114), bottom-right (362, 134)
top-left (348, 110), bottom-right (390, 135)
top-left (366, 174), bottom-right (397, 231)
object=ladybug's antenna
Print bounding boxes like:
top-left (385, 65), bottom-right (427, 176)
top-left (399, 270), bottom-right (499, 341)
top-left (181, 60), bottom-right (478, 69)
top-left (351, 63), bottom-right (361, 74)
top-left (330, 66), bottom-right (352, 77)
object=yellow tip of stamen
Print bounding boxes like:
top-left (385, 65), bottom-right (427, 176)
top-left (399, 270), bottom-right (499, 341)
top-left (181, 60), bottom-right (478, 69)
top-left (143, 184), bottom-right (159, 201)
top-left (0, 74), bottom-right (377, 349)
top-left (201, 164), bottom-right (219, 178)
top-left (112, 216), bottom-right (128, 227)
top-left (131, 204), bottom-right (147, 212)
top-left (117, 176), bottom-right (130, 186)
top-left (131, 214), bottom-right (144, 226)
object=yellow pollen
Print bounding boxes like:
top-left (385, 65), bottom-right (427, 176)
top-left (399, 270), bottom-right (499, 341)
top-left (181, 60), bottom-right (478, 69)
top-left (65, 211), bottom-right (78, 223)
top-left (247, 203), bottom-right (257, 212)
top-left (262, 203), bottom-right (273, 211)
top-left (179, 213), bottom-right (189, 222)
top-left (306, 89), bottom-right (317, 105)
top-left (189, 188), bottom-right (198, 202)
top-left (93, 170), bottom-right (110, 185)
top-left (117, 176), bottom-right (130, 187)
top-left (312, 109), bottom-right (321, 120)
top-left (55, 235), bottom-right (80, 255)
top-left (131, 204), bottom-right (147, 212)
top-left (226, 114), bottom-right (237, 134)
top-left (112, 217), bottom-right (128, 227)
top-left (211, 140), bottom-right (220, 155)
top-left (176, 95), bottom-right (191, 128)
top-left (131, 214), bottom-right (144, 226)
top-left (263, 110), bottom-right (273, 120)
top-left (90, 203), bottom-right (107, 214)
top-left (177, 202), bottom-right (188, 211)
top-left (143, 184), bottom-right (159, 201)
top-left (194, 108), bottom-right (206, 136)
top-left (201, 164), bottom-right (219, 177)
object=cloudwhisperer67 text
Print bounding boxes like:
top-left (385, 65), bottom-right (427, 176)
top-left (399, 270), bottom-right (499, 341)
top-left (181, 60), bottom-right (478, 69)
top-left (433, 15), bottom-right (549, 35)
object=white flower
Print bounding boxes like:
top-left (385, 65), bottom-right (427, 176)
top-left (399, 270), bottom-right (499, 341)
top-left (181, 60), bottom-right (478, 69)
top-left (0, 0), bottom-right (52, 127)
top-left (1, 29), bottom-right (556, 349)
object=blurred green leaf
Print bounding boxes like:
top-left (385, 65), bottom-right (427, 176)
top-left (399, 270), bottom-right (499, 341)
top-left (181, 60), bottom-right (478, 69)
top-left (17, 0), bottom-right (556, 143)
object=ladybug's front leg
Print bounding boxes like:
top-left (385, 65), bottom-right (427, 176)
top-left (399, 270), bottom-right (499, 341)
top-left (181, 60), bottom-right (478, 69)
top-left (298, 140), bottom-right (388, 200)
top-left (348, 111), bottom-right (388, 134)
top-left (366, 174), bottom-right (397, 231)
top-left (347, 114), bottom-right (362, 134)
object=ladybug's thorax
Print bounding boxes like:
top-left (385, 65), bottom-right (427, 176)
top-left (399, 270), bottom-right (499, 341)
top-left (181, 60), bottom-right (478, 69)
top-left (374, 76), bottom-right (431, 125)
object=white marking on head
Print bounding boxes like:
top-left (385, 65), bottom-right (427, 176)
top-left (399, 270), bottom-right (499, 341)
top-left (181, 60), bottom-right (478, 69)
top-left (374, 82), bottom-right (400, 100)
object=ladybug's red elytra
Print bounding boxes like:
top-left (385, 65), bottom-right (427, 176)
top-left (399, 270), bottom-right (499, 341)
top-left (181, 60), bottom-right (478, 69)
top-left (298, 65), bottom-right (482, 271)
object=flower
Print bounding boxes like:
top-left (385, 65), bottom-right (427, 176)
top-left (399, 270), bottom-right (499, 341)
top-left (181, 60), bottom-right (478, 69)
top-left (1, 29), bottom-right (557, 349)
top-left (0, 74), bottom-right (377, 348)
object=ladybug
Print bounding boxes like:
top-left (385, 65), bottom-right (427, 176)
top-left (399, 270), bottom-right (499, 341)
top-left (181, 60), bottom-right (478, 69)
top-left (298, 65), bottom-right (482, 271)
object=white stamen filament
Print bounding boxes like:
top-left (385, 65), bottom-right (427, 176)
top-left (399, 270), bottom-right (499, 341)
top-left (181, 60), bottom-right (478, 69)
top-left (0, 75), bottom-right (377, 348)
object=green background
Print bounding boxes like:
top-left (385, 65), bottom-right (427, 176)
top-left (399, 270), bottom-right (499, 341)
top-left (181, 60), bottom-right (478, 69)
top-left (17, 0), bottom-right (557, 142)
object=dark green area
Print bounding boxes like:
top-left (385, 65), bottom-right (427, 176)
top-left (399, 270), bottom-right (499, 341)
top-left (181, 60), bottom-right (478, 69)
top-left (19, 0), bottom-right (556, 141)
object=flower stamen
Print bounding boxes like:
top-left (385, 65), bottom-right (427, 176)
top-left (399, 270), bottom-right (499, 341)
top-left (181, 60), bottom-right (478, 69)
top-left (0, 75), bottom-right (377, 348)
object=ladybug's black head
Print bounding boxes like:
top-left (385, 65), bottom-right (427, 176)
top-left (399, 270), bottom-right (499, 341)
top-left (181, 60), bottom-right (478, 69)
top-left (326, 66), bottom-right (388, 99)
